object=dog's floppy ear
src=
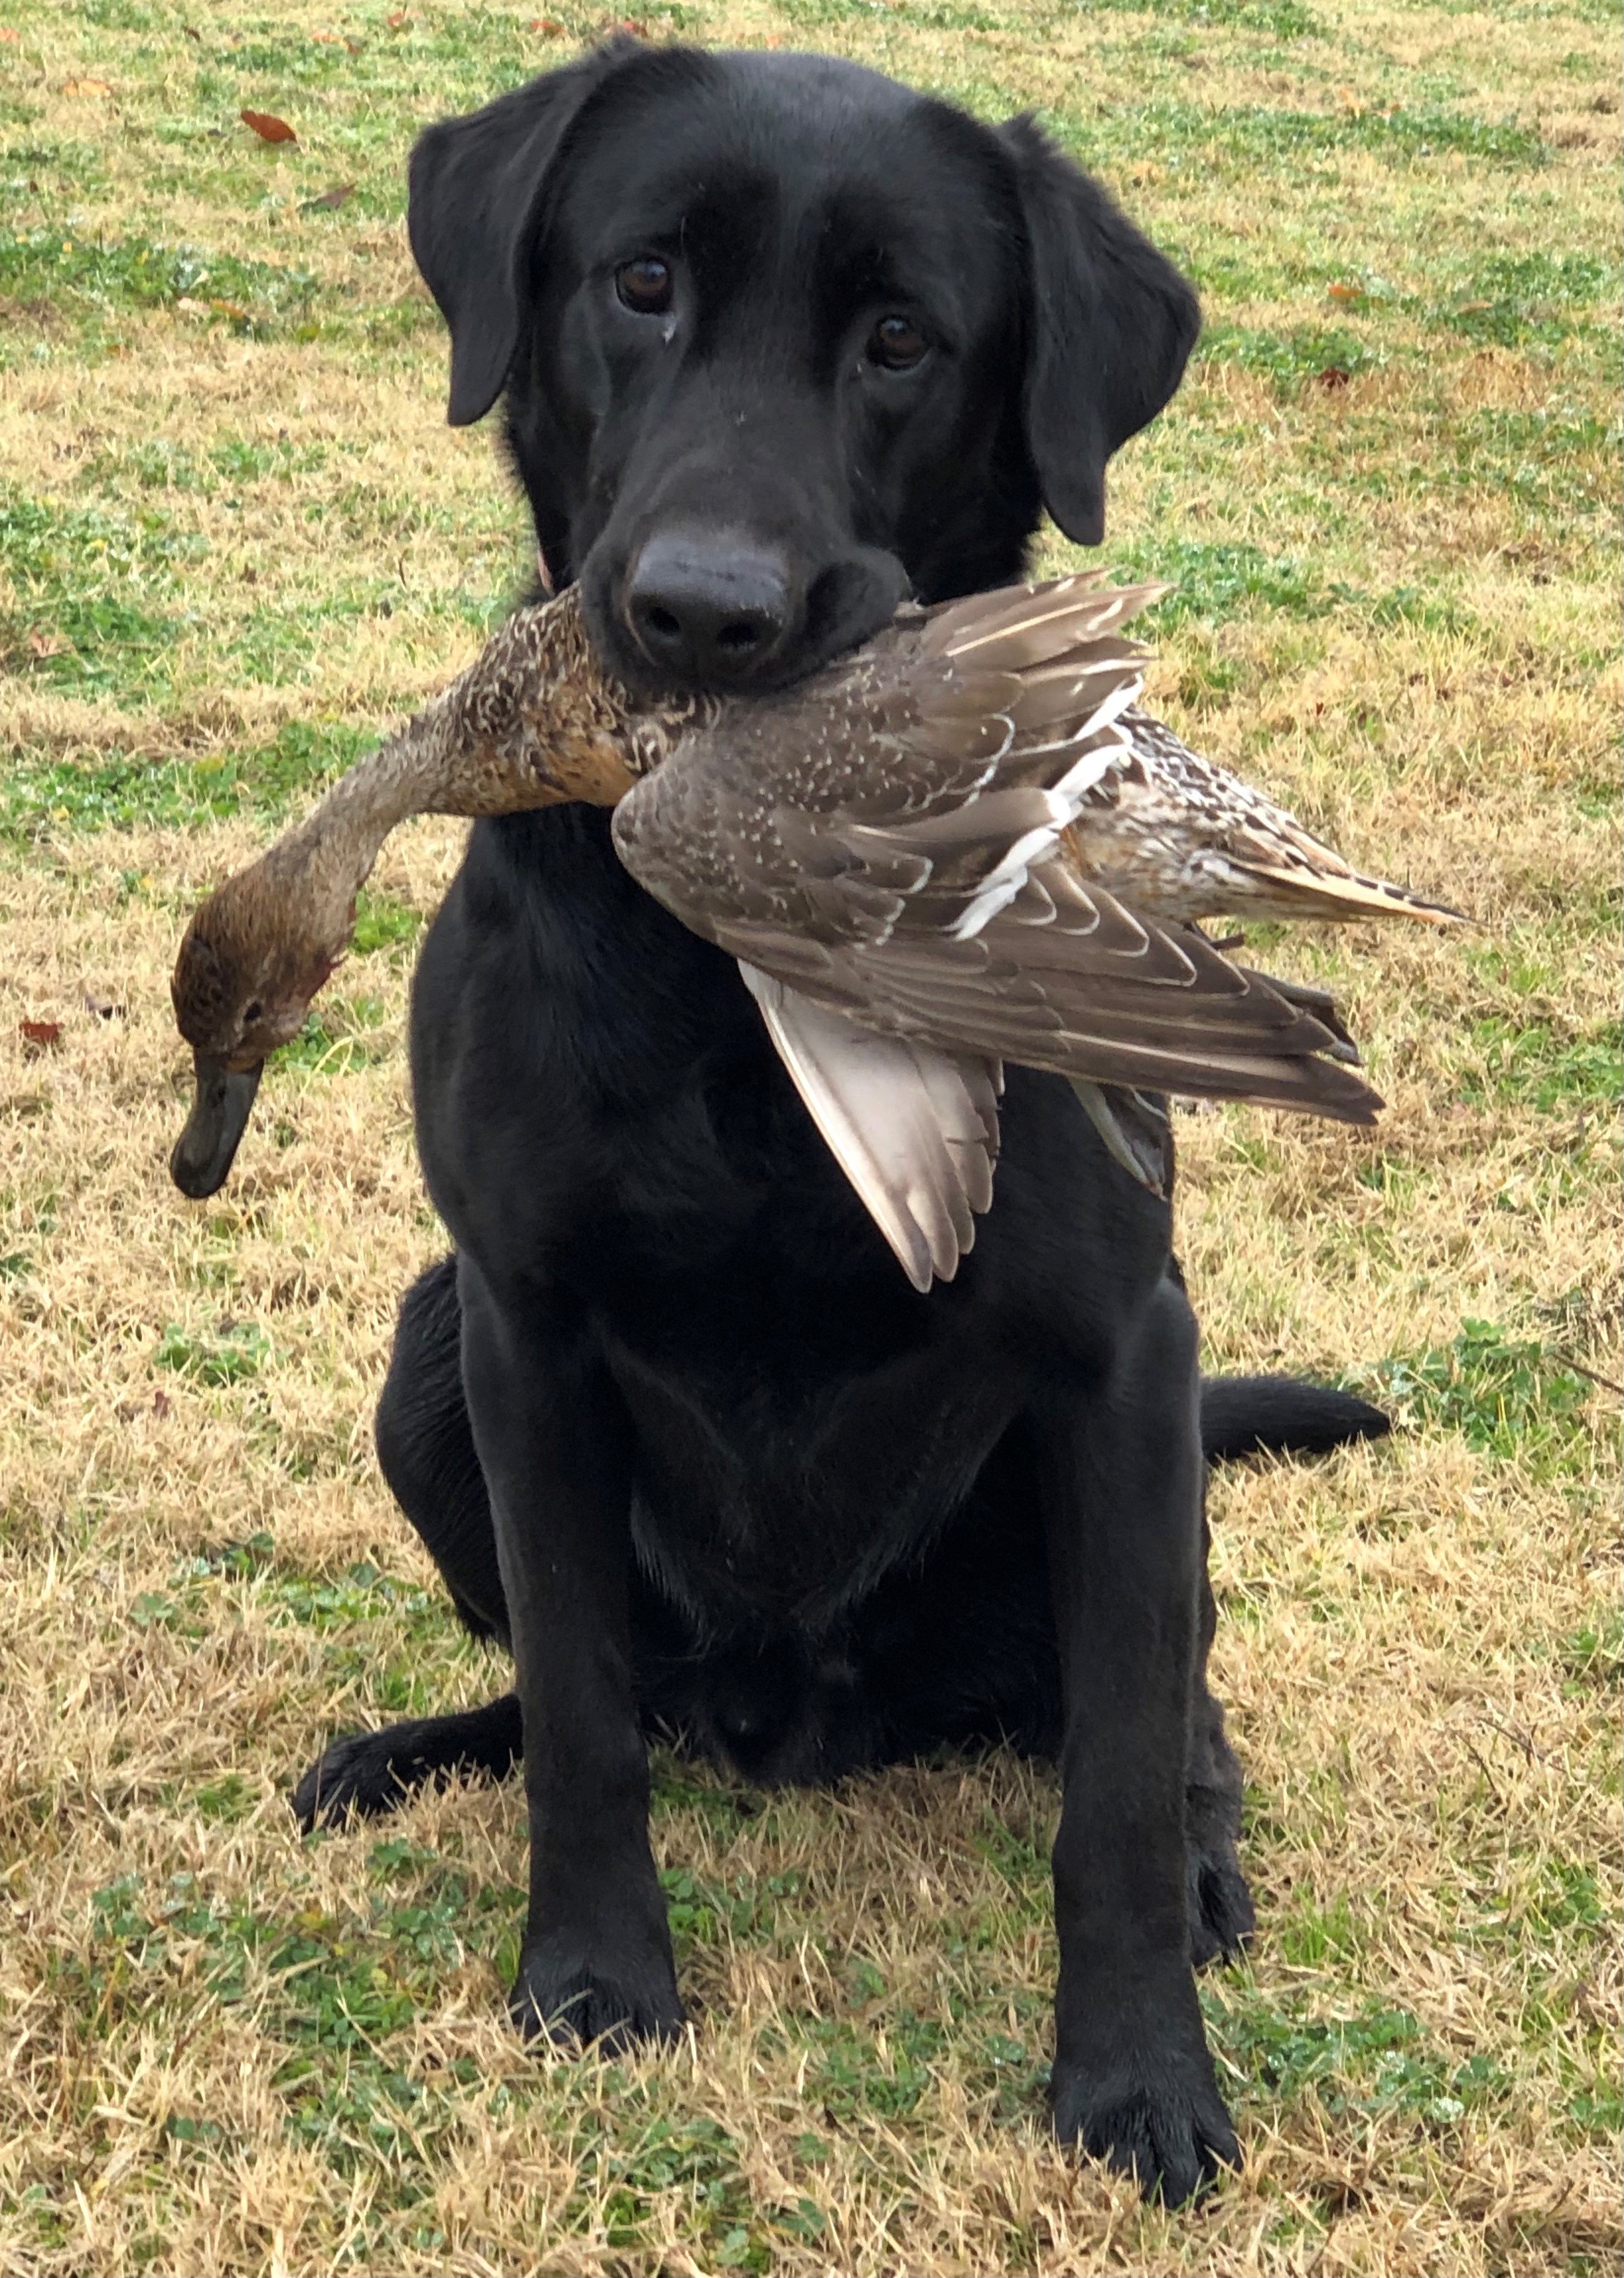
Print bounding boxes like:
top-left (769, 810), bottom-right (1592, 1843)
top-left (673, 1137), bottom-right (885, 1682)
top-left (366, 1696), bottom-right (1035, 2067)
top-left (1001, 115), bottom-right (1200, 547)
top-left (408, 40), bottom-right (635, 427)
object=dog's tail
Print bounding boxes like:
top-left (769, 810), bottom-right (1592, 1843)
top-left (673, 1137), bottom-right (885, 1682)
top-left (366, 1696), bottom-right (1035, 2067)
top-left (1200, 1375), bottom-right (1389, 1464)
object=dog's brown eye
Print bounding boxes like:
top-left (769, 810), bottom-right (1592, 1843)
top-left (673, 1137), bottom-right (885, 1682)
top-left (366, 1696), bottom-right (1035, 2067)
top-left (615, 257), bottom-right (673, 315)
top-left (867, 314), bottom-right (928, 370)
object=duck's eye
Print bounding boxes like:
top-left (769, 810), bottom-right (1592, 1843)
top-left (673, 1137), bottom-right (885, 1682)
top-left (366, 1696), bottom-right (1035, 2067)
top-left (243, 999), bottom-right (264, 1024)
top-left (867, 314), bottom-right (928, 371)
top-left (615, 256), bottom-right (673, 315)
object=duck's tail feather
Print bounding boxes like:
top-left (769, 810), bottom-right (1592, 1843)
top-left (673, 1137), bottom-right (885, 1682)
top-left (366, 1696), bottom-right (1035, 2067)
top-left (1238, 969), bottom-right (1363, 1063)
top-left (1236, 857), bottom-right (1467, 928)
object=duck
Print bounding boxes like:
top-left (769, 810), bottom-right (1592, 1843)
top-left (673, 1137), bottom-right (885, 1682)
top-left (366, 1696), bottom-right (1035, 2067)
top-left (171, 576), bottom-right (1461, 1287)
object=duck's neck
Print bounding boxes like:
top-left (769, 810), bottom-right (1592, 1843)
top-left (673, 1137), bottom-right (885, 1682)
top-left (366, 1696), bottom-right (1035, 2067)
top-left (254, 752), bottom-right (425, 933)
top-left (206, 586), bottom-right (692, 1003)
top-left (249, 590), bottom-right (623, 933)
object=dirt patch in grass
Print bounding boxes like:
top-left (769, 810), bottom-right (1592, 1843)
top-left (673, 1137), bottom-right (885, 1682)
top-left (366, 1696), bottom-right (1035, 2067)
top-left (0, 2), bottom-right (1618, 2272)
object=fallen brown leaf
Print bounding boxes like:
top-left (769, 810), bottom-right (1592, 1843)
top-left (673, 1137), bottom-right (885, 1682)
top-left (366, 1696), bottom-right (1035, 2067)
top-left (240, 108), bottom-right (297, 145)
top-left (26, 630), bottom-right (69, 658)
top-left (63, 77), bottom-right (112, 97)
top-left (386, 7), bottom-right (409, 24)
top-left (0, 28), bottom-right (21, 45)
top-left (19, 1020), bottom-right (62, 1050)
top-left (1316, 366), bottom-right (1352, 391)
top-left (1327, 281), bottom-right (1366, 303)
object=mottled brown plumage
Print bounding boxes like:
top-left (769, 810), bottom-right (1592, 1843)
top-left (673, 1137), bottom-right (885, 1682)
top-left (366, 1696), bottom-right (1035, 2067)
top-left (171, 599), bottom-right (710, 1075)
top-left (169, 596), bottom-right (708, 1200)
top-left (171, 577), bottom-right (1458, 1281)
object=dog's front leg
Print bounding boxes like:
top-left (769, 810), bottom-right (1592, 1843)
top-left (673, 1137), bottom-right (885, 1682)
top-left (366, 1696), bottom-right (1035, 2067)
top-left (458, 1258), bottom-right (682, 2050)
top-left (1035, 1277), bottom-right (1239, 2203)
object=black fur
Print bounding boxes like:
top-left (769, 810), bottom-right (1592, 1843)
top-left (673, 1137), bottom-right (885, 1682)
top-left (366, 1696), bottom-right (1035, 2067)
top-left (297, 44), bottom-right (1386, 2203)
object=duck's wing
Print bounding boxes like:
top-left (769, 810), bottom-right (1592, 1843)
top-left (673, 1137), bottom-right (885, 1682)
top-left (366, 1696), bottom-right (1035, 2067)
top-left (611, 571), bottom-right (1159, 964)
top-left (613, 726), bottom-right (1384, 1131)
top-left (807, 574), bottom-right (1164, 941)
top-left (737, 965), bottom-right (1001, 1293)
top-left (826, 858), bottom-right (1384, 1122)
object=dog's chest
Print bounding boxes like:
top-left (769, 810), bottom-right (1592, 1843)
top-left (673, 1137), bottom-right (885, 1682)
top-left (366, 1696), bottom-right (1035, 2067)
top-left (596, 1296), bottom-right (1022, 1622)
top-left (574, 1078), bottom-right (1024, 1618)
top-left (415, 819), bottom-right (1038, 1613)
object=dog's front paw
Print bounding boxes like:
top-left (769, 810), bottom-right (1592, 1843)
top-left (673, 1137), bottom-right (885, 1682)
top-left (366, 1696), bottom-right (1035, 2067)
top-left (292, 1729), bottom-right (414, 1829)
top-left (1052, 2039), bottom-right (1240, 2205)
top-left (510, 1930), bottom-right (685, 2055)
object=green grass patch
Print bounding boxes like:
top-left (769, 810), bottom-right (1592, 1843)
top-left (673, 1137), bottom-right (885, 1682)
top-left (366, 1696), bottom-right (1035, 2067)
top-left (1200, 319), bottom-right (1383, 396)
top-left (1557, 1608), bottom-right (1623, 1695)
top-left (0, 721), bottom-right (371, 845)
top-left (1115, 536), bottom-right (1320, 622)
top-left (1354, 1318), bottom-right (1594, 1468)
top-left (660, 1864), bottom-right (800, 1957)
top-left (797, 2006), bottom-right (947, 2120)
top-left (351, 890), bottom-right (424, 958)
top-left (1081, 0), bottom-right (1323, 31)
top-left (153, 1316), bottom-right (270, 1386)
top-left (1211, 1983), bottom-right (1508, 2129)
top-left (276, 994), bottom-right (391, 1075)
top-left (1277, 1887), bottom-right (1365, 1968)
top-left (1446, 404), bottom-right (1622, 516)
top-left (1055, 97), bottom-right (1548, 176)
top-left (79, 1853), bottom-right (510, 2180)
top-left (130, 1542), bottom-right (471, 1716)
top-left (265, 1560), bottom-right (437, 1638)
top-left (1460, 1014), bottom-right (1623, 1114)
top-left (0, 487), bottom-right (194, 696)
top-left (584, 2108), bottom-right (828, 2272)
top-left (1445, 250), bottom-right (1618, 346)
top-left (0, 225), bottom-right (316, 344)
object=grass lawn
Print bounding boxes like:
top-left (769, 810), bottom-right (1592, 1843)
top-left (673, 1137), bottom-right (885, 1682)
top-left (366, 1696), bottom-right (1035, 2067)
top-left (0, 1), bottom-right (1618, 2271)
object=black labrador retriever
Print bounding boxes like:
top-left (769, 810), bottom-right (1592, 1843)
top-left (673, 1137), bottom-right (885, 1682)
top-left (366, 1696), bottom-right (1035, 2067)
top-left (293, 39), bottom-right (1385, 2201)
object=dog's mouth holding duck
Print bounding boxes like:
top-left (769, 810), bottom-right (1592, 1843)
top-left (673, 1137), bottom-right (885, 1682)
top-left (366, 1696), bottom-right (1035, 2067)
top-left (168, 574), bottom-right (1463, 1284)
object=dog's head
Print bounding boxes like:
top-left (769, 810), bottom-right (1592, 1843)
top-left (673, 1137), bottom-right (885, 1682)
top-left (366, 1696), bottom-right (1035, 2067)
top-left (408, 40), bottom-right (1198, 693)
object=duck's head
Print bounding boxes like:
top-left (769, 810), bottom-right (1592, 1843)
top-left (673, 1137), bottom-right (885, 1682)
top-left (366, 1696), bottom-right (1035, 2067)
top-left (169, 868), bottom-right (348, 1198)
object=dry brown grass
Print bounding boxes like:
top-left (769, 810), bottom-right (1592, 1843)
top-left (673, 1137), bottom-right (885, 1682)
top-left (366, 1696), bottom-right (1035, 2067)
top-left (0, 1), bottom-right (1618, 2271)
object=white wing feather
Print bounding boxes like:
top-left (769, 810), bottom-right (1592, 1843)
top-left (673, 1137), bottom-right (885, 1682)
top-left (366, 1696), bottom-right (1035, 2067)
top-left (736, 962), bottom-right (1000, 1293)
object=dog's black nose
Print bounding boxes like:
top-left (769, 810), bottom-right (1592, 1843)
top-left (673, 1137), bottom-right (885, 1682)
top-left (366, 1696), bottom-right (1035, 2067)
top-left (624, 528), bottom-right (795, 685)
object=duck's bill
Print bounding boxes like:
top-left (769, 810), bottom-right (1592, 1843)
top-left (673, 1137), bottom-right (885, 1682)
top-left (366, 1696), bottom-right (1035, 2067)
top-left (170, 1055), bottom-right (264, 1198)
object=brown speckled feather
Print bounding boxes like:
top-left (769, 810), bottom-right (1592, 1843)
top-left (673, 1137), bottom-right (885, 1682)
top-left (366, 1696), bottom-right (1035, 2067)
top-left (1061, 708), bottom-right (1463, 927)
top-left (611, 577), bottom-right (1385, 1284)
